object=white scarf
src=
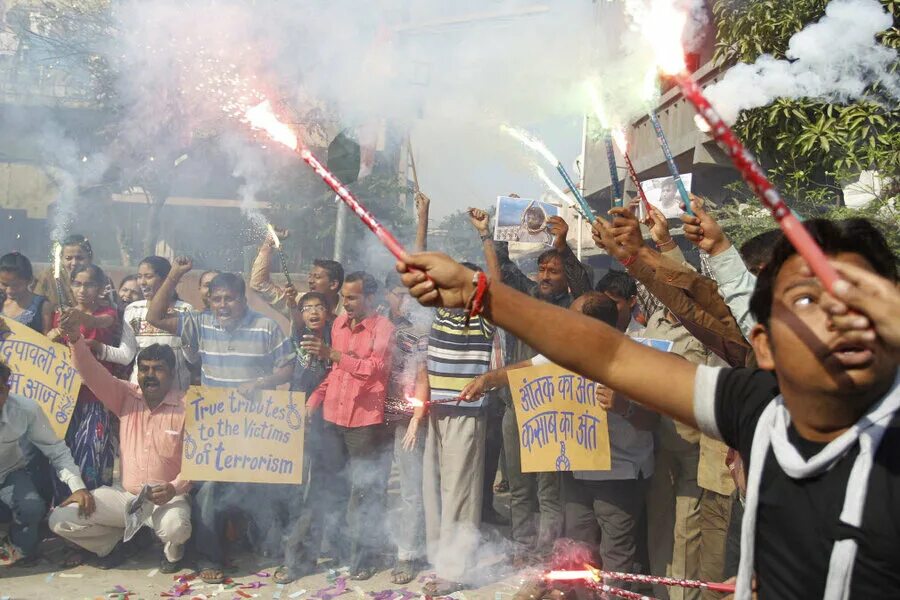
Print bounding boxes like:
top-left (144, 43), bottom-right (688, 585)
top-left (736, 374), bottom-right (900, 600)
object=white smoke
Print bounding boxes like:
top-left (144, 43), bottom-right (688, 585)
top-left (705, 0), bottom-right (899, 124)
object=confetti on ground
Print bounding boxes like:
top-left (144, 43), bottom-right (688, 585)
top-left (45, 571), bottom-right (57, 582)
top-left (239, 582), bottom-right (265, 590)
top-left (148, 568), bottom-right (160, 577)
top-left (59, 572), bottom-right (84, 578)
top-left (255, 571), bottom-right (270, 577)
top-left (288, 591), bottom-right (307, 599)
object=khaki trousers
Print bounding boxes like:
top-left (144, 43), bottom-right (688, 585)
top-left (423, 412), bottom-right (486, 583)
top-left (49, 486), bottom-right (191, 561)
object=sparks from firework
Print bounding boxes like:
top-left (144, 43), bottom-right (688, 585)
top-left (586, 84), bottom-right (624, 206)
top-left (534, 165), bottom-right (580, 214)
top-left (244, 100), bottom-right (411, 263)
top-left (52, 242), bottom-right (67, 308)
top-left (630, 0), bottom-right (840, 291)
top-left (407, 396), bottom-right (476, 408)
top-left (501, 125), bottom-right (596, 220)
top-left (501, 124), bottom-right (559, 165)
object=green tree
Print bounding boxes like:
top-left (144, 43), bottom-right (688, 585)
top-left (710, 0), bottom-right (899, 250)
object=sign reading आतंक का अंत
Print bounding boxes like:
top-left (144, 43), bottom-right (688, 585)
top-left (508, 363), bottom-right (611, 473)
top-left (181, 386), bottom-right (305, 484)
top-left (0, 317), bottom-right (80, 439)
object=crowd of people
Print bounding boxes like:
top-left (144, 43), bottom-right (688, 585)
top-left (0, 188), bottom-right (897, 599)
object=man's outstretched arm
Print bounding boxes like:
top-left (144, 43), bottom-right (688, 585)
top-left (397, 253), bottom-right (699, 428)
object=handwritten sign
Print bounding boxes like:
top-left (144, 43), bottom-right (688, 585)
top-left (0, 317), bottom-right (81, 439)
top-left (508, 363), bottom-right (611, 473)
top-left (181, 386), bottom-right (305, 484)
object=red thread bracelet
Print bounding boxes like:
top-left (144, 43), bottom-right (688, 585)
top-left (468, 271), bottom-right (489, 317)
top-left (620, 254), bottom-right (637, 267)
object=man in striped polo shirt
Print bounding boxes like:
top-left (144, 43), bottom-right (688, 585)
top-left (421, 262), bottom-right (496, 597)
top-left (147, 258), bottom-right (293, 584)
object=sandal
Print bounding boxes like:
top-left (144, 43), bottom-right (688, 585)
top-left (350, 567), bottom-right (376, 580)
top-left (423, 578), bottom-right (467, 596)
top-left (274, 564), bottom-right (310, 585)
top-left (199, 567), bottom-right (226, 584)
top-left (60, 548), bottom-right (88, 569)
top-left (390, 560), bottom-right (417, 585)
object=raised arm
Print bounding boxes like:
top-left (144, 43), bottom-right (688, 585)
top-left (468, 208), bottom-right (502, 283)
top-left (147, 256), bottom-right (192, 335)
top-left (547, 215), bottom-right (593, 297)
top-left (69, 336), bottom-right (130, 416)
top-left (414, 191), bottom-right (430, 252)
top-left (397, 253), bottom-right (699, 428)
top-left (681, 198), bottom-right (757, 340)
top-left (249, 232), bottom-right (292, 319)
top-left (596, 208), bottom-right (750, 366)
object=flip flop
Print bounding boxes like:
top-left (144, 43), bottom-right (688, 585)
top-left (390, 560), bottom-right (417, 585)
top-left (423, 578), bottom-right (467, 596)
top-left (199, 567), bottom-right (226, 584)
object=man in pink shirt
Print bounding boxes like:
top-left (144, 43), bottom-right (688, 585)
top-left (50, 336), bottom-right (191, 573)
top-left (303, 271), bottom-right (393, 580)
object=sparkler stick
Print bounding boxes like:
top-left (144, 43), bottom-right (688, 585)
top-left (246, 101), bottom-right (410, 264)
top-left (618, 146), bottom-right (653, 217)
top-left (604, 136), bottom-right (623, 207)
top-left (502, 126), bottom-right (596, 221)
top-left (671, 71), bottom-right (838, 289)
top-left (52, 242), bottom-right (68, 308)
top-left (265, 224), bottom-right (293, 287)
top-left (648, 113), bottom-right (693, 215)
top-left (545, 568), bottom-right (734, 595)
top-left (408, 135), bottom-right (420, 193)
top-left (635, 2), bottom-right (840, 291)
top-left (544, 572), bottom-right (658, 600)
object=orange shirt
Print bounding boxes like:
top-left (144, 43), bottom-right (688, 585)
top-left (71, 339), bottom-right (189, 495)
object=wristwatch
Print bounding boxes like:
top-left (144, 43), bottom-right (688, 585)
top-left (480, 232), bottom-right (492, 242)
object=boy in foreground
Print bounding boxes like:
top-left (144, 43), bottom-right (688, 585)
top-left (396, 217), bottom-right (899, 600)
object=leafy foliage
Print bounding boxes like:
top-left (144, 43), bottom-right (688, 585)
top-left (710, 0), bottom-right (899, 240)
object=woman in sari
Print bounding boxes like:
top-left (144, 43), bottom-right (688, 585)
top-left (48, 264), bottom-right (119, 566)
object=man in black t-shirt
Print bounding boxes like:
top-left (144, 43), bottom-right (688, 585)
top-left (394, 215), bottom-right (899, 600)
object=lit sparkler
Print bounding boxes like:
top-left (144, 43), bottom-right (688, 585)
top-left (266, 224), bottom-right (293, 287)
top-left (634, 1), bottom-right (839, 290)
top-left (407, 396), bottom-right (473, 408)
top-left (502, 125), bottom-right (596, 221)
top-left (610, 129), bottom-right (653, 218)
top-left (648, 113), bottom-right (693, 215)
top-left (52, 242), bottom-right (67, 308)
top-left (245, 101), bottom-right (410, 263)
top-left (543, 569), bottom-right (658, 600)
top-left (544, 566), bottom-right (735, 595)
top-left (586, 86), bottom-right (623, 207)
top-left (534, 165), bottom-right (589, 220)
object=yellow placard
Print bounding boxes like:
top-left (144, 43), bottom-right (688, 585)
top-left (508, 363), bottom-right (611, 473)
top-left (0, 317), bottom-right (81, 439)
top-left (181, 386), bottom-right (305, 484)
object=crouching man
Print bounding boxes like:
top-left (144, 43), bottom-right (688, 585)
top-left (0, 359), bottom-right (93, 566)
top-left (50, 336), bottom-right (191, 572)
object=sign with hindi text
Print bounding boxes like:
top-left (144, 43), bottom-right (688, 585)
top-left (0, 317), bottom-right (80, 439)
top-left (181, 387), bottom-right (305, 484)
top-left (509, 363), bottom-right (611, 473)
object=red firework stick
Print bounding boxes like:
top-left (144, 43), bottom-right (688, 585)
top-left (620, 150), bottom-right (653, 217)
top-left (245, 101), bottom-right (413, 265)
top-left (296, 147), bottom-right (409, 263)
top-left (600, 570), bottom-right (736, 594)
top-left (672, 72), bottom-right (839, 291)
top-left (545, 569), bottom-right (735, 594)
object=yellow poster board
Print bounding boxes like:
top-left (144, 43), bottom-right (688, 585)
top-left (508, 363), bottom-right (611, 473)
top-left (181, 386), bottom-right (305, 484)
top-left (0, 317), bottom-right (81, 439)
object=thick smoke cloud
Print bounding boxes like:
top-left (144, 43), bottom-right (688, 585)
top-left (705, 0), bottom-right (899, 124)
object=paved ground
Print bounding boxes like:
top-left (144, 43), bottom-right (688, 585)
top-left (0, 542), bottom-right (527, 600)
top-left (0, 491), bottom-right (530, 600)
